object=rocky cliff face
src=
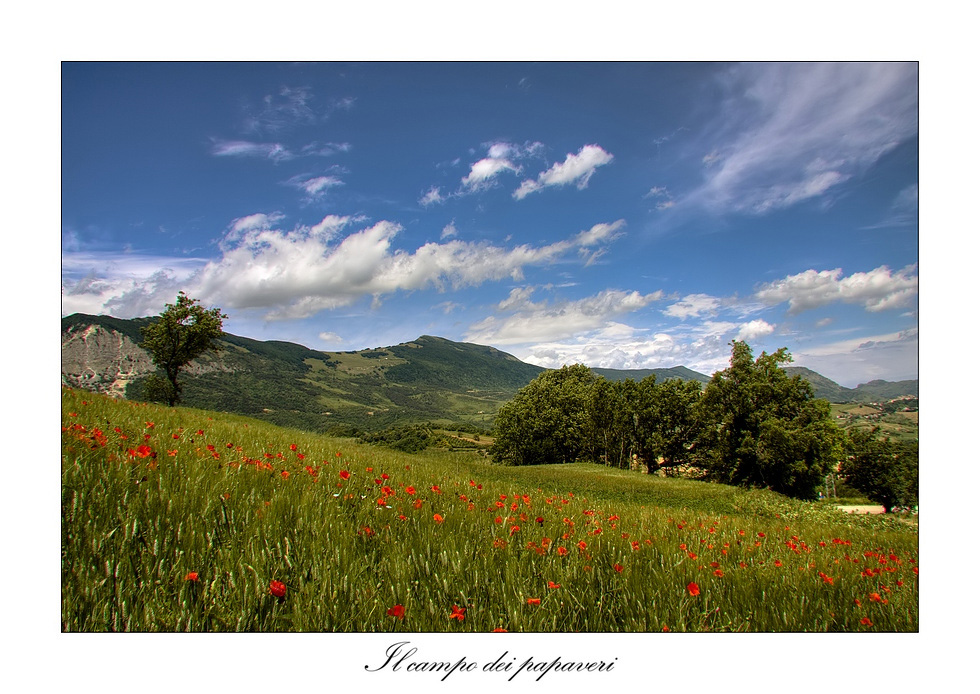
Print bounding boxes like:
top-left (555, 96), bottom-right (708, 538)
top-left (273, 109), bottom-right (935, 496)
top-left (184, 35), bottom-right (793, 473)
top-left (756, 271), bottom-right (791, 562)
top-left (61, 322), bottom-right (234, 398)
top-left (61, 323), bottom-right (155, 397)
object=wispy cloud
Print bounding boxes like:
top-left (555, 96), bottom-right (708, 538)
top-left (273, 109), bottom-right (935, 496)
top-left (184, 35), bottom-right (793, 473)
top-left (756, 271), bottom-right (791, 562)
top-left (685, 62), bottom-right (918, 215)
top-left (284, 174), bottom-right (345, 201)
top-left (792, 327), bottom-right (919, 386)
top-left (863, 183), bottom-right (919, 229)
top-left (211, 139), bottom-right (294, 162)
top-left (419, 186), bottom-right (446, 207)
top-left (242, 86), bottom-right (317, 134)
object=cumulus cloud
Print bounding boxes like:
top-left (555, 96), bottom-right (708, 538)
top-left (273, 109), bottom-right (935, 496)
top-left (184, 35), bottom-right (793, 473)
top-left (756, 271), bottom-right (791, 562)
top-left (736, 319), bottom-right (775, 341)
top-left (513, 144), bottom-right (614, 200)
top-left (465, 287), bottom-right (662, 345)
top-left (688, 62), bottom-right (918, 214)
top-left (754, 264), bottom-right (918, 314)
top-left (191, 217), bottom-right (627, 320)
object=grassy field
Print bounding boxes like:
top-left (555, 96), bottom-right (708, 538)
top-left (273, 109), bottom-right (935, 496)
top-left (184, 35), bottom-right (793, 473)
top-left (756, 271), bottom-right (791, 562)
top-left (61, 387), bottom-right (918, 632)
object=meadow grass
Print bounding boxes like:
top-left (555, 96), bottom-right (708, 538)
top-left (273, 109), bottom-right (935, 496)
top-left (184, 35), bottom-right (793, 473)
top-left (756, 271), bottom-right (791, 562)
top-left (61, 387), bottom-right (917, 632)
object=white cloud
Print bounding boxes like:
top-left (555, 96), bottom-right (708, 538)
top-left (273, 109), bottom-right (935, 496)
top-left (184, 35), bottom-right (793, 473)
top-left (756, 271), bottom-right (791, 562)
top-left (317, 331), bottom-right (344, 344)
top-left (461, 157), bottom-right (519, 190)
top-left (754, 264), bottom-right (918, 314)
top-left (663, 293), bottom-right (723, 319)
top-left (303, 176), bottom-right (343, 194)
top-left (792, 327), bottom-right (919, 387)
top-left (190, 217), bottom-right (626, 320)
top-left (211, 139), bottom-right (294, 162)
top-left (572, 220), bottom-right (626, 246)
top-left (736, 319), bottom-right (775, 341)
top-left (465, 287), bottom-right (662, 345)
top-left (688, 62), bottom-right (918, 214)
top-left (61, 250), bottom-right (209, 318)
top-left (419, 186), bottom-right (445, 207)
top-left (514, 144), bottom-right (614, 199)
top-left (440, 221), bottom-right (458, 239)
top-left (242, 86), bottom-right (316, 134)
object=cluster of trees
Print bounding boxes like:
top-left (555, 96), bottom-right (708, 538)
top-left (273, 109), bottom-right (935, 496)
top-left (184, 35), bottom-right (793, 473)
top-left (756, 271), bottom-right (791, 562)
top-left (491, 341), bottom-right (917, 505)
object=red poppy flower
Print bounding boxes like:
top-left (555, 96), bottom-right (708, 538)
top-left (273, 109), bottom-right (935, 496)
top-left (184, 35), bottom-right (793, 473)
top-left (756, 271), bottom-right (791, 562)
top-left (387, 604), bottom-right (405, 619)
top-left (269, 580), bottom-right (287, 598)
top-left (281, 471), bottom-right (289, 479)
top-left (713, 569), bottom-right (724, 577)
top-left (614, 563), bottom-right (624, 573)
top-left (433, 514), bottom-right (444, 523)
top-left (526, 598), bottom-right (541, 606)
top-left (860, 617), bottom-right (872, 626)
top-left (557, 547), bottom-right (569, 556)
top-left (758, 532), bottom-right (766, 538)
top-left (449, 605), bottom-right (466, 621)
top-left (548, 581), bottom-right (561, 589)
top-left (577, 540), bottom-right (587, 551)
top-left (339, 470), bottom-right (351, 480)
top-left (184, 571), bottom-right (199, 582)
top-left (687, 582), bottom-right (700, 597)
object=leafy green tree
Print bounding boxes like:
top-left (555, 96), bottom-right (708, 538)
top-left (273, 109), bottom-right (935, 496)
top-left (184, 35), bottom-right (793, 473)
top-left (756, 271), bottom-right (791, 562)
top-left (697, 341), bottom-right (842, 499)
top-left (140, 292), bottom-right (227, 407)
top-left (585, 377), bottom-right (638, 469)
top-left (635, 377), bottom-right (703, 474)
top-left (490, 364), bottom-right (598, 466)
top-left (839, 427), bottom-right (918, 511)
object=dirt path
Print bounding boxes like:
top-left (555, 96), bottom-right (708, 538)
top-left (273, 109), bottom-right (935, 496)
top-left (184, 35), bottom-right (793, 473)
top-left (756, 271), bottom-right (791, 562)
top-left (836, 505), bottom-right (887, 514)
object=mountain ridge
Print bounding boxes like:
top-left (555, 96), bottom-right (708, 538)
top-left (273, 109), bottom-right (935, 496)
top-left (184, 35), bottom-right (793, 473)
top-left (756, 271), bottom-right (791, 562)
top-left (61, 313), bottom-right (917, 433)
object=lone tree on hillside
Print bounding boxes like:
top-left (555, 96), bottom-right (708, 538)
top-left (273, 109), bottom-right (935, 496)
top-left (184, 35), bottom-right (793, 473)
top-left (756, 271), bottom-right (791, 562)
top-left (697, 340), bottom-right (843, 500)
top-left (140, 292), bottom-right (227, 407)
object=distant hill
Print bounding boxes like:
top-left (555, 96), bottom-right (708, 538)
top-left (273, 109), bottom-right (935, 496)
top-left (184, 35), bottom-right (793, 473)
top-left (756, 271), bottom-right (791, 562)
top-left (592, 365), bottom-right (712, 385)
top-left (62, 313), bottom-right (917, 433)
top-left (784, 367), bottom-right (918, 403)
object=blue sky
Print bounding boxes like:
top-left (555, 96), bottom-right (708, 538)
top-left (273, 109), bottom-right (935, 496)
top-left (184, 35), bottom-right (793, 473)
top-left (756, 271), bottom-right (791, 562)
top-left (61, 62), bottom-right (918, 387)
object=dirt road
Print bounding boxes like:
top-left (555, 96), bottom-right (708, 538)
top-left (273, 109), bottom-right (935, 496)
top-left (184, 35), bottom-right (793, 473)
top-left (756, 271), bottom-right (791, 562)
top-left (836, 505), bottom-right (887, 514)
